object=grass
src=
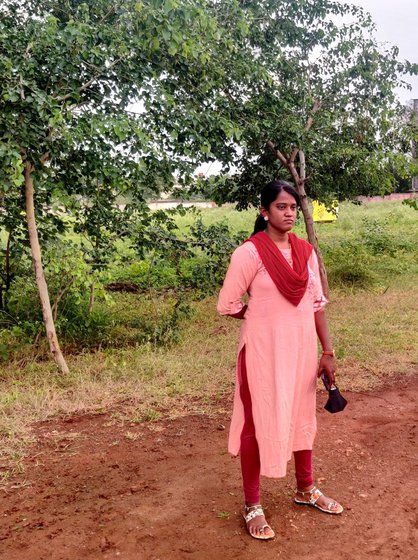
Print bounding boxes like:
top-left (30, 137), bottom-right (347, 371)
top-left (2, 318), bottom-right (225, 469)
top-left (175, 199), bottom-right (418, 241)
top-left (1, 199), bottom-right (418, 482)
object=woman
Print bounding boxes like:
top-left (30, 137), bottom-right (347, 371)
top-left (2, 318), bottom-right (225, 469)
top-left (217, 180), bottom-right (343, 540)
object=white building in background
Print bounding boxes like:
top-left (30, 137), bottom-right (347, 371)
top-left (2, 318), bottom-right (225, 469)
top-left (148, 199), bottom-right (215, 210)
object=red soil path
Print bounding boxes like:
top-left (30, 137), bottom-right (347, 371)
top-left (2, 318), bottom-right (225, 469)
top-left (1, 375), bottom-right (417, 560)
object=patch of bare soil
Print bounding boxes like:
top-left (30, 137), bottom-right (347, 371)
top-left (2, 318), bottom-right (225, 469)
top-left (1, 375), bottom-right (417, 560)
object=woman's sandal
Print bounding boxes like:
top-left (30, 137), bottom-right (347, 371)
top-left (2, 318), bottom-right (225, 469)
top-left (294, 486), bottom-right (343, 514)
top-left (243, 504), bottom-right (275, 540)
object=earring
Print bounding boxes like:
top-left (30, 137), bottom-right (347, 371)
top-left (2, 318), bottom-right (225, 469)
top-left (264, 216), bottom-right (268, 221)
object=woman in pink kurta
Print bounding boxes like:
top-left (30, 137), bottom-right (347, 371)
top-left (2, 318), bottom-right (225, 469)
top-left (217, 181), bottom-right (343, 540)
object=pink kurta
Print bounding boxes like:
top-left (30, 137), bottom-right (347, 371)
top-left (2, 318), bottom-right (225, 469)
top-left (217, 241), bottom-right (326, 478)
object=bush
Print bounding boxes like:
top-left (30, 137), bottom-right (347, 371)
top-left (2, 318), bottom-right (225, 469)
top-left (361, 217), bottom-right (396, 256)
top-left (110, 259), bottom-right (179, 291)
top-left (324, 241), bottom-right (376, 289)
top-left (112, 217), bottom-right (247, 296)
top-left (0, 241), bottom-right (114, 353)
top-left (2, 202), bottom-right (416, 360)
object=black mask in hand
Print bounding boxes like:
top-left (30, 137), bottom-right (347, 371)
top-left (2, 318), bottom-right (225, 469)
top-left (321, 371), bottom-right (348, 414)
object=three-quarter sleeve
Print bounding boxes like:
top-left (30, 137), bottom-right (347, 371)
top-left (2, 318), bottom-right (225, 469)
top-left (308, 250), bottom-right (328, 312)
top-left (217, 243), bottom-right (259, 317)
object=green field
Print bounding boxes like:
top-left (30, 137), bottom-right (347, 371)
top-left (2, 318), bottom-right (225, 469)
top-left (1, 200), bottom-right (417, 482)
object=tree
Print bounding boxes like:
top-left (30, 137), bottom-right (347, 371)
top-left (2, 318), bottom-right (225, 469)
top-left (189, 0), bottom-right (418, 293)
top-left (0, 0), bottom-right (250, 371)
top-left (2, 0), bottom-right (417, 369)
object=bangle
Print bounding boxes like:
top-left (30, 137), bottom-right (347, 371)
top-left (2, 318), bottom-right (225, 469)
top-left (322, 350), bottom-right (335, 357)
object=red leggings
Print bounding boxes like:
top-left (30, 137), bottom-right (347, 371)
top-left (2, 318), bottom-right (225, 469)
top-left (239, 347), bottom-right (313, 504)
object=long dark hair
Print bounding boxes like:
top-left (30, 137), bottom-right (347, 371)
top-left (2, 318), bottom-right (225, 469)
top-left (252, 180), bottom-right (300, 235)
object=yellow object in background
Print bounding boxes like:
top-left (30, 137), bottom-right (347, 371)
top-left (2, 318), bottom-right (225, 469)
top-left (312, 200), bottom-right (338, 223)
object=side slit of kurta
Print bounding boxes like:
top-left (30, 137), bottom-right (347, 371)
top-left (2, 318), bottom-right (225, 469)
top-left (238, 344), bottom-right (263, 504)
top-left (238, 345), bottom-right (256, 449)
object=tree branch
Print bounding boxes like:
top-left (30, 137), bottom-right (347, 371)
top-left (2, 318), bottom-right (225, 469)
top-left (40, 152), bottom-right (50, 165)
top-left (98, 2), bottom-right (121, 27)
top-left (304, 98), bottom-right (321, 132)
top-left (299, 149), bottom-right (306, 182)
top-left (52, 278), bottom-right (75, 322)
top-left (19, 76), bottom-right (25, 100)
top-left (266, 98), bottom-right (322, 170)
top-left (55, 55), bottom-right (128, 103)
top-left (265, 140), bottom-right (288, 166)
top-left (290, 148), bottom-right (299, 163)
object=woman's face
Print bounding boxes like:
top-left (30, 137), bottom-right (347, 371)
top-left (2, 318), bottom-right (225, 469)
top-left (261, 190), bottom-right (297, 233)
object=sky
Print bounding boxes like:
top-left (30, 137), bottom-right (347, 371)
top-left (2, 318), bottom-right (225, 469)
top-left (338, 0), bottom-right (418, 103)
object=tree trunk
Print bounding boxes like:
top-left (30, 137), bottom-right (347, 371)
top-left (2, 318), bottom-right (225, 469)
top-left (0, 231), bottom-right (12, 311)
top-left (4, 231), bottom-right (12, 309)
top-left (24, 162), bottom-right (70, 374)
top-left (296, 151), bottom-right (329, 298)
top-left (88, 283), bottom-right (95, 313)
top-left (265, 141), bottom-right (330, 297)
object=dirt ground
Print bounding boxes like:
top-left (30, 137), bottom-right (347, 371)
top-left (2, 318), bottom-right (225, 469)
top-left (1, 374), bottom-right (417, 560)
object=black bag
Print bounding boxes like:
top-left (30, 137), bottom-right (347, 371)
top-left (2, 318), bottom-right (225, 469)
top-left (320, 371), bottom-right (348, 414)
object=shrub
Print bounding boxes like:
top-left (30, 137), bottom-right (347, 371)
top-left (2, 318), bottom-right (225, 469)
top-left (360, 217), bottom-right (396, 256)
top-left (324, 241), bottom-right (376, 289)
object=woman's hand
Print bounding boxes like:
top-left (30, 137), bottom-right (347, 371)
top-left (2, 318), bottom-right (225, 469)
top-left (317, 354), bottom-right (336, 386)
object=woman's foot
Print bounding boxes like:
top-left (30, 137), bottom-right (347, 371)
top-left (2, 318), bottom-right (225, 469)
top-left (294, 486), bottom-right (343, 514)
top-left (243, 504), bottom-right (275, 540)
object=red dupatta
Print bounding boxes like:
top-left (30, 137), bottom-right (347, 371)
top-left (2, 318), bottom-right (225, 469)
top-left (246, 231), bottom-right (313, 306)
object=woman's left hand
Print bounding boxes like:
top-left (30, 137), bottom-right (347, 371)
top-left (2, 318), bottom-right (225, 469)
top-left (317, 355), bottom-right (336, 386)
